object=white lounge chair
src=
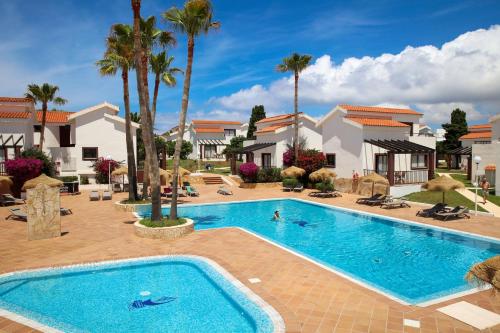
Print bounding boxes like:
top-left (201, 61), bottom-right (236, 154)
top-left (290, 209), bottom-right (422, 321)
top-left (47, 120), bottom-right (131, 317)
top-left (89, 190), bottom-right (100, 201)
top-left (6, 208), bottom-right (27, 221)
top-left (217, 186), bottom-right (233, 195)
top-left (102, 190), bottom-right (112, 200)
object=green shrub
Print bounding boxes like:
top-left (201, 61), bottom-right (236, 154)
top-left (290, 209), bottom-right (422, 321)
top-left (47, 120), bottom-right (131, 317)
top-left (80, 176), bottom-right (89, 185)
top-left (139, 217), bottom-right (187, 228)
top-left (21, 148), bottom-right (56, 176)
top-left (257, 167), bottom-right (282, 183)
top-left (58, 176), bottom-right (78, 182)
top-left (282, 177), bottom-right (298, 188)
top-left (315, 180), bottom-right (334, 192)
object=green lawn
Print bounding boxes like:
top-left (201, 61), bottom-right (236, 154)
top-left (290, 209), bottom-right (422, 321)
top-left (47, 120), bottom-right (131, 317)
top-left (449, 173), bottom-right (500, 207)
top-left (163, 159), bottom-right (233, 172)
top-left (449, 173), bottom-right (473, 188)
top-left (436, 168), bottom-right (465, 174)
top-left (404, 190), bottom-right (487, 212)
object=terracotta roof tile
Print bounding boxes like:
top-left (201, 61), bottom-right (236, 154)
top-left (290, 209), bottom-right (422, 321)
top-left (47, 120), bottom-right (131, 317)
top-left (256, 113), bottom-right (302, 124)
top-left (469, 124), bottom-right (492, 130)
top-left (340, 104), bottom-right (422, 115)
top-left (192, 120), bottom-right (241, 125)
top-left (0, 97), bottom-right (32, 103)
top-left (36, 111), bottom-right (72, 123)
top-left (255, 121), bottom-right (294, 134)
top-left (345, 116), bottom-right (410, 127)
top-left (0, 111), bottom-right (30, 119)
top-left (459, 131), bottom-right (492, 140)
top-left (194, 127), bottom-right (224, 133)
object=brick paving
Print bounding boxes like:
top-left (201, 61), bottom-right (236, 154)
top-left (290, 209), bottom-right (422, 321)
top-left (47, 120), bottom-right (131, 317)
top-left (0, 185), bottom-right (499, 333)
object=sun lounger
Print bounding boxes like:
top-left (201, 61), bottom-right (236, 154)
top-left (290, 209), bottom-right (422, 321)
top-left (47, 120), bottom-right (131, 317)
top-left (365, 195), bottom-right (389, 206)
top-left (434, 206), bottom-right (470, 221)
top-left (293, 184), bottom-right (304, 192)
top-left (309, 191), bottom-right (342, 198)
top-left (356, 193), bottom-right (382, 204)
top-left (113, 183), bottom-right (122, 192)
top-left (60, 207), bottom-right (73, 215)
top-left (416, 203), bottom-right (447, 217)
top-left (102, 190), bottom-right (112, 200)
top-left (217, 186), bottom-right (233, 195)
top-left (89, 190), bottom-right (100, 201)
top-left (380, 198), bottom-right (410, 209)
top-left (282, 185), bottom-right (293, 192)
top-left (6, 208), bottom-right (27, 221)
top-left (0, 194), bottom-right (25, 206)
top-left (185, 186), bottom-right (199, 197)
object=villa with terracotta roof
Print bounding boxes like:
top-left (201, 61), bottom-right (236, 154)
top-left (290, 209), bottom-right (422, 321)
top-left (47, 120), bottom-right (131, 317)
top-left (241, 112), bottom-right (322, 168)
top-left (164, 119), bottom-right (248, 160)
top-left (0, 97), bottom-right (139, 182)
top-left (317, 104), bottom-right (436, 193)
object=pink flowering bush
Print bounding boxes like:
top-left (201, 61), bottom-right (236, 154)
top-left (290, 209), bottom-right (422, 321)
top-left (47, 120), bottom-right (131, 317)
top-left (92, 157), bottom-right (120, 184)
top-left (5, 158), bottom-right (43, 196)
top-left (282, 149), bottom-right (294, 167)
top-left (239, 162), bottom-right (259, 182)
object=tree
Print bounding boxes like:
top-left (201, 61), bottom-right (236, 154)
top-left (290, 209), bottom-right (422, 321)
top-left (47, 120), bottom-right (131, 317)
top-left (25, 83), bottom-right (67, 150)
top-left (21, 148), bottom-right (56, 176)
top-left (166, 140), bottom-right (193, 159)
top-left (247, 105), bottom-right (266, 139)
top-left (96, 23), bottom-right (139, 201)
top-left (163, 0), bottom-right (220, 220)
top-left (131, 0), bottom-right (162, 220)
top-left (442, 108), bottom-right (468, 168)
top-left (276, 53), bottom-right (312, 165)
top-left (5, 158), bottom-right (43, 196)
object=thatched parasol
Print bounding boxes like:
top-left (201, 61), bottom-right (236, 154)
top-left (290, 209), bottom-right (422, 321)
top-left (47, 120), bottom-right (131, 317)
top-left (0, 175), bottom-right (13, 186)
top-left (422, 175), bottom-right (464, 203)
top-left (111, 166), bottom-right (128, 176)
top-left (309, 168), bottom-right (337, 182)
top-left (359, 172), bottom-right (389, 196)
top-left (465, 255), bottom-right (500, 292)
top-left (281, 166), bottom-right (306, 178)
top-left (22, 174), bottom-right (63, 190)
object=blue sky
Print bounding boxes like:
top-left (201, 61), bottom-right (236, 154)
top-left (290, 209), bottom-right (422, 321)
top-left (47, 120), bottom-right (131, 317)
top-left (1, 0), bottom-right (499, 132)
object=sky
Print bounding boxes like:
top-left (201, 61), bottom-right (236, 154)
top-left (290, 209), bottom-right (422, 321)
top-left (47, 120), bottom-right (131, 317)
top-left (1, 0), bottom-right (500, 132)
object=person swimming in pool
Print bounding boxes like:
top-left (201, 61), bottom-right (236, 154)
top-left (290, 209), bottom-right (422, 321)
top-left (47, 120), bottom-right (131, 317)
top-left (273, 210), bottom-right (281, 220)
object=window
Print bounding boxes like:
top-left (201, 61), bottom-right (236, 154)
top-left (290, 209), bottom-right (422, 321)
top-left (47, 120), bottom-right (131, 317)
top-left (325, 154), bottom-right (336, 168)
top-left (375, 154), bottom-right (388, 175)
top-left (262, 153), bottom-right (272, 169)
top-left (411, 153), bottom-right (428, 169)
top-left (204, 145), bottom-right (217, 159)
top-left (402, 122), bottom-right (414, 136)
top-left (224, 129), bottom-right (236, 137)
top-left (82, 147), bottom-right (98, 160)
top-left (474, 141), bottom-right (490, 144)
top-left (59, 125), bottom-right (71, 147)
top-left (33, 125), bottom-right (41, 132)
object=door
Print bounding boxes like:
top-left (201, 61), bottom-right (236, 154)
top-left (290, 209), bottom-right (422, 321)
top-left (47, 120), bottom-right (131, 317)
top-left (375, 154), bottom-right (388, 176)
top-left (59, 125), bottom-right (71, 147)
top-left (262, 153), bottom-right (271, 169)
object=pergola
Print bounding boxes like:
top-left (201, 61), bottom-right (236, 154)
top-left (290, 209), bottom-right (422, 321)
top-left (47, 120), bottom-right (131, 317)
top-left (240, 142), bottom-right (276, 163)
top-left (447, 146), bottom-right (472, 179)
top-left (364, 139), bottom-right (435, 185)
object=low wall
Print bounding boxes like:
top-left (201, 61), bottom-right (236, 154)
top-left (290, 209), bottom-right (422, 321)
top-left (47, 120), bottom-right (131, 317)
top-left (334, 178), bottom-right (389, 196)
top-left (134, 218), bottom-right (194, 240)
top-left (239, 182), bottom-right (282, 189)
top-left (114, 201), bottom-right (151, 212)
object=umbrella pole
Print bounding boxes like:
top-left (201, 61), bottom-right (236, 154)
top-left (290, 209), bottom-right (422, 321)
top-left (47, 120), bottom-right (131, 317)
top-left (442, 191), bottom-right (445, 204)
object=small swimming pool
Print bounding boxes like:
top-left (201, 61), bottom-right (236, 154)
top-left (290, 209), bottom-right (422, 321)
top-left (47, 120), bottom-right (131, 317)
top-left (136, 199), bottom-right (500, 304)
top-left (0, 256), bottom-right (283, 333)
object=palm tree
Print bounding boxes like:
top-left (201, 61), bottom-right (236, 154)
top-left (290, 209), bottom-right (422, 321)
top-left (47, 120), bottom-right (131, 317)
top-left (131, 0), bottom-right (162, 221)
top-left (276, 53), bottom-right (312, 165)
top-left (25, 83), bottom-right (67, 150)
top-left (96, 23), bottom-right (139, 201)
top-left (150, 51), bottom-right (182, 124)
top-left (163, 0), bottom-right (219, 220)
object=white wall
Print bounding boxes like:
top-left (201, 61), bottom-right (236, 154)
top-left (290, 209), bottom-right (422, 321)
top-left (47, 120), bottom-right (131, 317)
top-left (471, 142), bottom-right (499, 183)
top-left (491, 118), bottom-right (500, 142)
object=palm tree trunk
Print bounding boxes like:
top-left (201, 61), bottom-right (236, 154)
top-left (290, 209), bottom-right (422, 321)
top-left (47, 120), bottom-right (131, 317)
top-left (39, 102), bottom-right (47, 151)
top-left (131, 0), bottom-right (161, 220)
top-left (293, 71), bottom-right (299, 166)
top-left (170, 36), bottom-right (194, 220)
top-left (122, 68), bottom-right (138, 201)
top-left (152, 74), bottom-right (160, 125)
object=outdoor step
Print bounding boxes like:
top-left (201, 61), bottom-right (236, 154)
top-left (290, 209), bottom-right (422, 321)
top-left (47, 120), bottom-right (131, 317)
top-left (203, 176), bottom-right (224, 185)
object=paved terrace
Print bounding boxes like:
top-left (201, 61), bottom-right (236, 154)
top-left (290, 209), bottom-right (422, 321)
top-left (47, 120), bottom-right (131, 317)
top-left (0, 185), bottom-right (499, 333)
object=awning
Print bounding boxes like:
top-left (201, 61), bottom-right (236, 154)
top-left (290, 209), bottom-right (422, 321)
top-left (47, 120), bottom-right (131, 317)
top-left (0, 134), bottom-right (24, 147)
top-left (364, 139), bottom-right (434, 153)
top-left (240, 142), bottom-right (276, 153)
top-left (448, 146), bottom-right (472, 155)
top-left (197, 139), bottom-right (225, 145)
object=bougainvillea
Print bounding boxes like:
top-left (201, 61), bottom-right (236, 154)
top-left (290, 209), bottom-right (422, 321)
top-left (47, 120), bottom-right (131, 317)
top-left (239, 162), bottom-right (259, 182)
top-left (296, 149), bottom-right (326, 174)
top-left (282, 149), bottom-right (294, 167)
top-left (5, 158), bottom-right (43, 196)
top-left (92, 157), bottom-right (120, 184)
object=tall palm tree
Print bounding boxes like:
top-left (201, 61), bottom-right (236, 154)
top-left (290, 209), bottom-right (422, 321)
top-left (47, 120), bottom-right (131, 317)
top-left (139, 16), bottom-right (176, 196)
top-left (25, 83), bottom-right (67, 150)
top-left (150, 51), bottom-right (182, 124)
top-left (276, 53), bottom-right (312, 165)
top-left (96, 23), bottom-right (139, 201)
top-left (131, 0), bottom-right (162, 221)
top-left (163, 0), bottom-right (219, 220)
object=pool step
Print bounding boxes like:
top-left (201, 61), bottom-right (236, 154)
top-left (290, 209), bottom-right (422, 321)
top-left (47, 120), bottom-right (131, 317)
top-left (203, 176), bottom-right (224, 185)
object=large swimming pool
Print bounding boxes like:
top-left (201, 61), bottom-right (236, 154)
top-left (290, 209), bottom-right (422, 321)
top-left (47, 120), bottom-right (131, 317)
top-left (137, 199), bottom-right (500, 304)
top-left (0, 256), bottom-right (282, 333)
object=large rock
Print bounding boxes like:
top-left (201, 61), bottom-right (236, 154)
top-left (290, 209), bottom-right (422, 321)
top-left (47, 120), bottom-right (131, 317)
top-left (26, 184), bottom-right (61, 240)
top-left (334, 178), bottom-right (355, 193)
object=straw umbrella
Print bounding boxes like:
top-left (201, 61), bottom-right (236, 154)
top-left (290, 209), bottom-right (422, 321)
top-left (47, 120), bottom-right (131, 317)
top-left (281, 166), bottom-right (306, 178)
top-left (0, 176), bottom-right (13, 186)
top-left (465, 255), bottom-right (500, 292)
top-left (167, 166), bottom-right (190, 186)
top-left (159, 168), bottom-right (173, 185)
top-left (309, 168), bottom-right (337, 182)
top-left (22, 174), bottom-right (63, 190)
top-left (421, 175), bottom-right (464, 203)
top-left (359, 172), bottom-right (389, 196)
top-left (111, 166), bottom-right (128, 191)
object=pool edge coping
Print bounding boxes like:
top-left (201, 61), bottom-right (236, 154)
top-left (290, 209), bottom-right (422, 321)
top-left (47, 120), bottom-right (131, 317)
top-left (0, 255), bottom-right (285, 333)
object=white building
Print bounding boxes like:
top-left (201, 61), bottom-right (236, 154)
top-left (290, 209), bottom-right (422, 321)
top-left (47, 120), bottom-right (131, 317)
top-left (0, 97), bottom-right (139, 183)
top-left (164, 120), bottom-right (248, 160)
top-left (241, 112), bottom-right (322, 168)
top-left (317, 104), bottom-right (436, 191)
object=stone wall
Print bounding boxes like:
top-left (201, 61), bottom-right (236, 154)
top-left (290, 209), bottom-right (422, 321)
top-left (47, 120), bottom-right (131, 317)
top-left (334, 177), bottom-right (389, 196)
top-left (134, 218), bottom-right (194, 240)
top-left (26, 184), bottom-right (61, 240)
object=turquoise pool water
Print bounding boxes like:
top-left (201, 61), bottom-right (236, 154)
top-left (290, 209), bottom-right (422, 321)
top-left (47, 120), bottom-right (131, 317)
top-left (137, 199), bottom-right (500, 304)
top-left (0, 256), bottom-right (277, 333)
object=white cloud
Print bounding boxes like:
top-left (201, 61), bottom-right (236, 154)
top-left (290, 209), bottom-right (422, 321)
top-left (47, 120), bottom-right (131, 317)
top-left (210, 25), bottom-right (500, 125)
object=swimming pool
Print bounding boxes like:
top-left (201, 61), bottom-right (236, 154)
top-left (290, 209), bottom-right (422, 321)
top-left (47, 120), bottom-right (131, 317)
top-left (0, 256), bottom-right (283, 333)
top-left (137, 199), bottom-right (500, 304)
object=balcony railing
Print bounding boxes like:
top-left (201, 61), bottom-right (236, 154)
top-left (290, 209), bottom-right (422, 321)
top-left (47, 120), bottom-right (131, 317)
top-left (0, 162), bottom-right (5, 175)
top-left (363, 169), bottom-right (428, 185)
